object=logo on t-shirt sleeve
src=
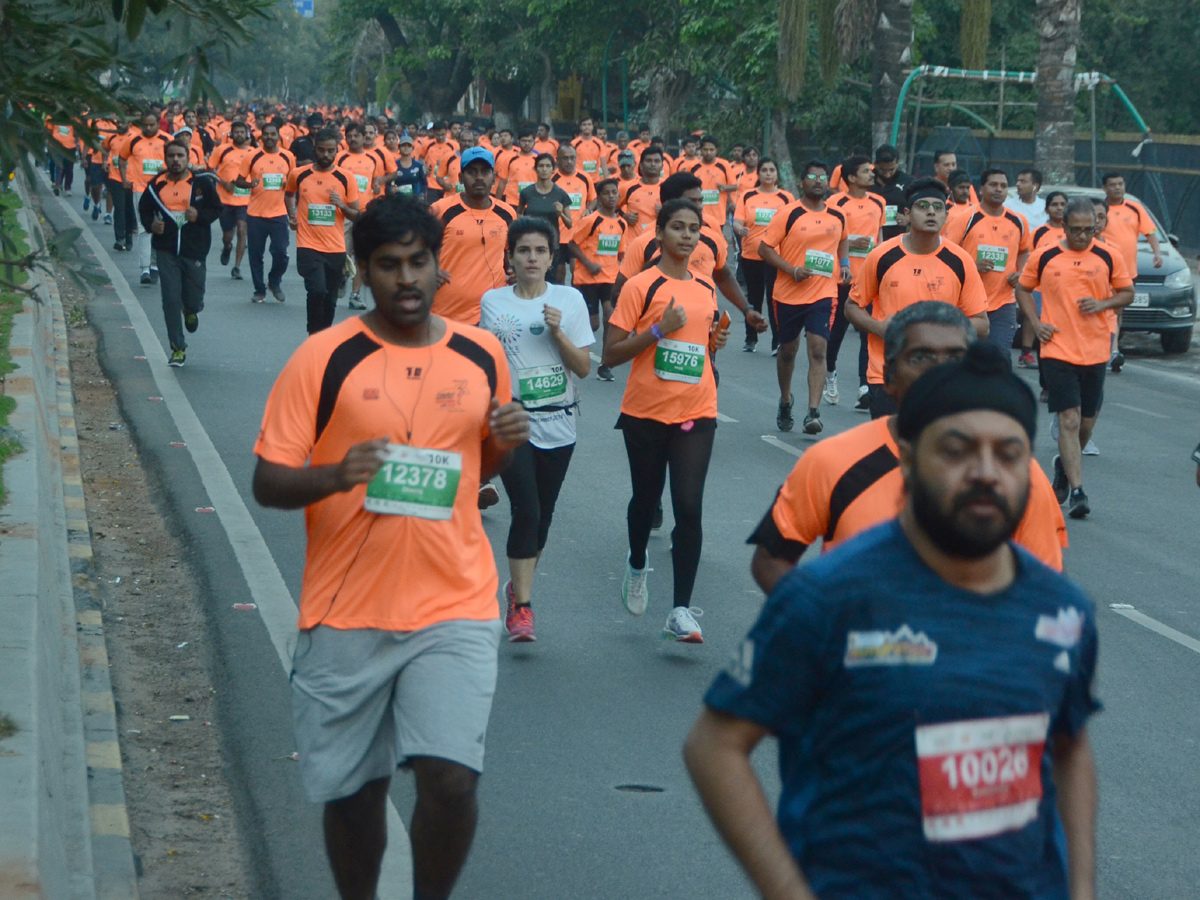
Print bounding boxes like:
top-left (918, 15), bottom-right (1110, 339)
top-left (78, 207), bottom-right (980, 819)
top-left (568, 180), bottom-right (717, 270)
top-left (844, 625), bottom-right (938, 667)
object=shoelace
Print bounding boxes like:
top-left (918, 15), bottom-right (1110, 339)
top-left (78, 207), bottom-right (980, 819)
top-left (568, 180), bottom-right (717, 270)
top-left (629, 567), bottom-right (653, 590)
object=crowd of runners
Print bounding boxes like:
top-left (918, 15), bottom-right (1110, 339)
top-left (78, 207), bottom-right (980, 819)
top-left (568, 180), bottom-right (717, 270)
top-left (46, 98), bottom-right (1137, 900)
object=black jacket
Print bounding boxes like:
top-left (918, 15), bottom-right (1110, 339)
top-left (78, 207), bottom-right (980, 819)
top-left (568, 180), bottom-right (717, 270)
top-left (870, 172), bottom-right (914, 241)
top-left (138, 171), bottom-right (223, 260)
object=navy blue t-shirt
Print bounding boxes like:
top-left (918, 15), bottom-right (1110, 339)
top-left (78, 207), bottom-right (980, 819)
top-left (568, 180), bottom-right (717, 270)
top-left (706, 519), bottom-right (1100, 900)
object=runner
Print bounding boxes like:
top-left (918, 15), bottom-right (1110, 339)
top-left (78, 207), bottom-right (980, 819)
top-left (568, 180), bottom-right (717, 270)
top-left (933, 149), bottom-right (977, 204)
top-left (732, 157), bottom-right (793, 353)
top-left (845, 177), bottom-right (989, 419)
top-left (105, 119), bottom-right (136, 251)
top-left (567, 177), bottom-right (628, 378)
top-left (289, 113), bottom-right (325, 166)
top-left (241, 121), bottom-right (296, 304)
top-left (733, 146), bottom-right (760, 210)
top-left (758, 160), bottom-right (849, 435)
top-left (82, 117), bottom-right (112, 221)
top-left (284, 129), bottom-right (361, 334)
top-left (612, 149), bottom-right (638, 193)
top-left (1006, 168), bottom-right (1047, 227)
top-left (390, 132), bottom-right (426, 200)
top-left (137, 141), bottom-right (222, 368)
top-left (480, 217), bottom-right (593, 643)
top-left (533, 123), bottom-right (559, 157)
top-left (825, 155), bottom-right (886, 405)
top-left (337, 123), bottom-right (389, 309)
top-left (687, 340), bottom-right (1099, 900)
top-left (1016, 197), bottom-right (1134, 519)
top-left (605, 131), bottom-right (631, 176)
top-left (208, 120), bottom-right (256, 281)
top-left (253, 192), bottom-right (529, 900)
top-left (1019, 191), bottom-right (1069, 369)
top-left (492, 128), bottom-right (518, 199)
top-left (626, 125), bottom-right (652, 162)
top-left (943, 168), bottom-right (1031, 355)
top-left (619, 146), bottom-right (664, 234)
top-left (1101, 172), bottom-right (1161, 373)
top-left (501, 130), bottom-right (539, 206)
top-left (870, 144), bottom-right (913, 243)
top-left (679, 136), bottom-right (737, 231)
top-left (603, 198), bottom-right (731, 643)
top-left (47, 120), bottom-right (77, 196)
top-left (571, 116), bottom-right (607, 181)
top-left (121, 110), bottom-right (173, 284)
top-left (517, 154), bottom-right (573, 277)
top-left (423, 121), bottom-right (459, 203)
top-left (551, 145), bottom-right (595, 280)
top-left (943, 171), bottom-right (977, 237)
top-left (748, 301), bottom-right (1067, 595)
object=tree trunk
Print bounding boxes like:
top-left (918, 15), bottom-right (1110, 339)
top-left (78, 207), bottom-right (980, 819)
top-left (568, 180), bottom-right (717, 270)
top-left (871, 0), bottom-right (914, 152)
top-left (1033, 0), bottom-right (1081, 185)
top-left (488, 77), bottom-right (531, 133)
top-left (646, 68), bottom-right (692, 140)
top-left (769, 108), bottom-right (798, 196)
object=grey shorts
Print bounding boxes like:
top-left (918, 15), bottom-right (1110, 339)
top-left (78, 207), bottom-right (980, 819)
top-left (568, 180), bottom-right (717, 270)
top-left (290, 618), bottom-right (502, 803)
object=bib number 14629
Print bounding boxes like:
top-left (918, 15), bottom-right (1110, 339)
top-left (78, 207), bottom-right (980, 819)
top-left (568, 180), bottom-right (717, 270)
top-left (364, 445), bottom-right (462, 520)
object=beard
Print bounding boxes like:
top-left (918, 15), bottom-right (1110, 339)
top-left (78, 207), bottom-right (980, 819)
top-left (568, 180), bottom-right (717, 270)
top-left (909, 468), bottom-right (1029, 560)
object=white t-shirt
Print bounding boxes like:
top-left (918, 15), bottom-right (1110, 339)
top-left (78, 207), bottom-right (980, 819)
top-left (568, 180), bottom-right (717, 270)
top-left (1005, 195), bottom-right (1048, 229)
top-left (480, 283), bottom-right (595, 449)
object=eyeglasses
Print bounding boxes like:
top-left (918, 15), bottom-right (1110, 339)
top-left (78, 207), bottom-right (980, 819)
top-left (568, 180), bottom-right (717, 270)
top-left (803, 174), bottom-right (829, 182)
top-left (911, 201), bottom-right (946, 213)
top-left (1065, 225), bottom-right (1095, 235)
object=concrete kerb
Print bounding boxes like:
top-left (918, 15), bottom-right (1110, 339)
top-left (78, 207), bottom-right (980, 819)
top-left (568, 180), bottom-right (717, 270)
top-left (0, 173), bottom-right (139, 900)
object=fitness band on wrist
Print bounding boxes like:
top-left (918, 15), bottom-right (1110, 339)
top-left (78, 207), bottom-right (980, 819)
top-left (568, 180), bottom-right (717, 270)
top-left (650, 323), bottom-right (664, 341)
top-left (840, 257), bottom-right (851, 268)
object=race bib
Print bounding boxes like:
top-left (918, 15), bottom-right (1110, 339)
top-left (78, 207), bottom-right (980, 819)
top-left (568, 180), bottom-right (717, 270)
top-left (518, 181), bottom-right (535, 193)
top-left (805, 249), bottom-right (836, 277)
top-left (583, 161), bottom-right (597, 173)
top-left (701, 188), bottom-right (720, 206)
top-left (58, 126), bottom-right (71, 136)
top-left (261, 173), bottom-right (285, 191)
top-left (848, 234), bottom-right (875, 258)
top-left (232, 185), bottom-right (251, 197)
top-left (364, 445), bottom-right (462, 520)
top-left (307, 203), bottom-right (336, 226)
top-left (596, 232), bottom-right (621, 256)
top-left (518, 364), bottom-right (569, 408)
top-left (170, 210), bottom-right (188, 229)
top-left (654, 338), bottom-right (705, 384)
top-left (885, 205), bottom-right (898, 226)
top-left (568, 193), bottom-right (583, 210)
top-left (398, 183), bottom-right (414, 195)
top-left (977, 244), bottom-right (1010, 268)
top-left (354, 173), bottom-right (369, 193)
top-left (142, 158), bottom-right (164, 176)
top-left (456, 183), bottom-right (465, 193)
top-left (754, 207), bottom-right (776, 226)
top-left (915, 713), bottom-right (1048, 843)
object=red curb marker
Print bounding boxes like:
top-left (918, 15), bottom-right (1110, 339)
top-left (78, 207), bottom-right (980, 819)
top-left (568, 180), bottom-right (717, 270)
top-left (195, 507), bottom-right (215, 513)
top-left (148, 396), bottom-right (163, 402)
top-left (122, 325), bottom-right (134, 330)
top-left (169, 441), bottom-right (186, 448)
top-left (133, 355), bottom-right (146, 360)
top-left (232, 603), bottom-right (257, 611)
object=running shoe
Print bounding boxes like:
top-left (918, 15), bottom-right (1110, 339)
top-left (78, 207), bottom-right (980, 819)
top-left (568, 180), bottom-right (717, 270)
top-left (621, 554), bottom-right (650, 616)
top-left (1110, 351), bottom-right (1124, 374)
top-left (113, 241), bottom-right (126, 252)
top-left (139, 269), bottom-right (151, 285)
top-left (742, 340), bottom-right (756, 353)
top-left (770, 347), bottom-right (779, 357)
top-left (662, 606), bottom-right (703, 643)
top-left (855, 384), bottom-right (869, 411)
top-left (184, 313), bottom-right (199, 333)
top-left (596, 365), bottom-right (614, 382)
top-left (168, 347), bottom-right (185, 368)
top-left (803, 408), bottom-right (823, 435)
top-left (822, 372), bottom-right (838, 405)
top-left (504, 584), bottom-right (537, 642)
top-left (251, 292), bottom-right (266, 303)
top-left (104, 213), bottom-right (112, 225)
top-left (270, 285), bottom-right (286, 303)
top-left (1017, 350), bottom-right (1037, 369)
top-left (478, 482), bottom-right (500, 509)
top-left (91, 206), bottom-right (100, 221)
top-left (1067, 487), bottom-right (1090, 520)
top-left (1051, 455), bottom-right (1069, 505)
top-left (231, 266), bottom-right (243, 280)
top-left (220, 243), bottom-right (232, 266)
top-left (83, 197), bottom-right (90, 211)
top-left (149, 266), bottom-right (158, 283)
top-left (1083, 439), bottom-right (1099, 456)
top-left (63, 189), bottom-right (72, 197)
top-left (348, 292), bottom-right (367, 310)
top-left (651, 503), bottom-right (663, 530)
top-left (52, 184), bottom-right (60, 196)
top-left (777, 399), bottom-right (794, 432)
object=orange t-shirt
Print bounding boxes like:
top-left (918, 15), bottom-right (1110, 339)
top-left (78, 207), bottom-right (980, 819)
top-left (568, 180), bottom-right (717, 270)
top-left (430, 195), bottom-right (516, 324)
top-left (945, 207), bottom-right (1032, 311)
top-left (551, 171), bottom-right (595, 242)
top-left (1103, 199), bottom-right (1155, 277)
top-left (943, 202), bottom-right (976, 240)
top-left (610, 267), bottom-right (720, 424)
top-left (423, 139), bottom-right (460, 190)
top-left (286, 164), bottom-right (361, 254)
top-left (122, 131), bottom-right (172, 191)
top-left (733, 188), bottom-right (794, 262)
top-left (105, 131), bottom-right (133, 181)
top-left (48, 122), bottom-right (77, 150)
top-left (492, 146), bottom-right (518, 197)
top-left (208, 143), bottom-right (255, 206)
top-left (254, 317), bottom-right (512, 632)
top-left (828, 191), bottom-right (888, 281)
top-left (533, 138), bottom-right (559, 157)
top-left (734, 166), bottom-right (759, 207)
top-left (368, 147), bottom-right (398, 200)
top-left (571, 212), bottom-right (628, 285)
top-left (1018, 240), bottom-right (1133, 366)
top-left (1033, 223), bottom-right (1065, 249)
top-left (760, 415), bottom-right (1066, 567)
top-left (571, 135), bottom-right (607, 179)
top-left (620, 180), bottom-right (661, 234)
top-left (503, 153), bottom-right (539, 204)
top-left (850, 235), bottom-right (989, 384)
top-left (241, 148), bottom-right (296, 218)
top-left (335, 150), bottom-right (383, 201)
top-left (678, 158), bottom-right (736, 228)
top-left (760, 200), bottom-right (848, 306)
top-left (619, 221), bottom-right (728, 281)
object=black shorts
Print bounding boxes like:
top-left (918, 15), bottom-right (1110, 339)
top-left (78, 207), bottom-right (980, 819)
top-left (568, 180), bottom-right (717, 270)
top-left (219, 204), bottom-right (248, 232)
top-left (775, 297), bottom-right (833, 345)
top-left (88, 162), bottom-right (106, 184)
top-left (1042, 358), bottom-right (1106, 418)
top-left (577, 283), bottom-right (614, 316)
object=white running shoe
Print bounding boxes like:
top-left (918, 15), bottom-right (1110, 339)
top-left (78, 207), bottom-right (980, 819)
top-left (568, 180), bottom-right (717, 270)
top-left (662, 606), bottom-right (704, 643)
top-left (621, 554), bottom-right (650, 616)
top-left (822, 372), bottom-right (839, 406)
top-left (1082, 439), bottom-right (1099, 456)
top-left (348, 292), bottom-right (367, 310)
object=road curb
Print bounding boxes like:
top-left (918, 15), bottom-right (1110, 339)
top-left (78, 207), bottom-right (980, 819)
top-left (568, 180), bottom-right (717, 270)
top-left (4, 172), bottom-right (140, 900)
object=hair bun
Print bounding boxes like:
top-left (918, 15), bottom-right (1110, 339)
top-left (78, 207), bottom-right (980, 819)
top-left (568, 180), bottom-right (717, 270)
top-left (962, 341), bottom-right (1013, 377)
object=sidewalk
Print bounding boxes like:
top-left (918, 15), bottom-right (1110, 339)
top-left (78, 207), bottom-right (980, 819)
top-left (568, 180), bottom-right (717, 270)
top-left (0, 174), bottom-right (138, 900)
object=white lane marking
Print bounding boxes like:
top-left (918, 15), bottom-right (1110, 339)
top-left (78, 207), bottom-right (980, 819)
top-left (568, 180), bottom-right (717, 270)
top-left (761, 435), bottom-right (803, 458)
top-left (716, 413), bottom-right (738, 423)
top-left (1109, 604), bottom-right (1200, 656)
top-left (47, 183), bottom-right (414, 900)
top-left (1111, 402), bottom-right (1170, 420)
top-left (1125, 361), bottom-right (1200, 391)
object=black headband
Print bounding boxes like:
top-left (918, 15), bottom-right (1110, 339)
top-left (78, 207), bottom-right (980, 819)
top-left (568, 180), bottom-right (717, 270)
top-left (908, 187), bottom-right (948, 206)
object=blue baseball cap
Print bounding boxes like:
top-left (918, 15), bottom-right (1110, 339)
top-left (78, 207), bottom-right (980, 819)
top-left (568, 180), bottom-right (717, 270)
top-left (460, 147), bottom-right (495, 170)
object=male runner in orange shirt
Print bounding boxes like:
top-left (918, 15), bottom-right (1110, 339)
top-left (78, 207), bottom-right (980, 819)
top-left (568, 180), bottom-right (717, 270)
top-left (571, 116), bottom-right (606, 181)
top-left (678, 136), bottom-right (737, 231)
top-left (208, 120), bottom-right (256, 280)
top-left (1101, 171), bottom-right (1161, 372)
top-left (422, 121), bottom-right (459, 202)
top-left (500, 130), bottom-right (538, 205)
top-left (121, 110), bottom-right (173, 282)
top-left (104, 120), bottom-right (136, 250)
top-left (619, 146), bottom-right (664, 234)
top-left (533, 122), bottom-right (559, 157)
top-left (240, 121), bottom-right (296, 303)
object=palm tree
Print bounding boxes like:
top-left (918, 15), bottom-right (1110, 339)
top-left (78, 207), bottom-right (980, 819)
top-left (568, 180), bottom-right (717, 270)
top-left (1033, 0), bottom-right (1082, 185)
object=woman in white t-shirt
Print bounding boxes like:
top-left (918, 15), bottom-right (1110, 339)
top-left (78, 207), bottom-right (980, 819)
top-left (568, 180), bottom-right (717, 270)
top-left (480, 217), bottom-right (593, 643)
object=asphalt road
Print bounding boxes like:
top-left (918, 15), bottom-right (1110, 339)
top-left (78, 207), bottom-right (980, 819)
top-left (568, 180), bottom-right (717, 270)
top-left (41, 181), bottom-right (1200, 899)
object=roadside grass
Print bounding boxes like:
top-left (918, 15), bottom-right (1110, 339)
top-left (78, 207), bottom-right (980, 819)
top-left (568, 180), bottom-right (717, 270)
top-left (0, 187), bottom-right (31, 504)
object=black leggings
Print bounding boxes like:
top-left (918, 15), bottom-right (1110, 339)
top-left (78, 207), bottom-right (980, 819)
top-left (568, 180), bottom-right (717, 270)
top-left (620, 416), bottom-right (715, 608)
top-left (739, 256), bottom-right (778, 346)
top-left (499, 442), bottom-right (575, 559)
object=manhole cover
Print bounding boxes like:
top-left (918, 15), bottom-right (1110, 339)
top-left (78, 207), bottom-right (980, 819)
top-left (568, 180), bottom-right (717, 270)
top-left (614, 784), bottom-right (665, 793)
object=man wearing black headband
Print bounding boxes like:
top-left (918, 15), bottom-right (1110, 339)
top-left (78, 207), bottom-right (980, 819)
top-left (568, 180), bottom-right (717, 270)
top-left (688, 339), bottom-right (1100, 900)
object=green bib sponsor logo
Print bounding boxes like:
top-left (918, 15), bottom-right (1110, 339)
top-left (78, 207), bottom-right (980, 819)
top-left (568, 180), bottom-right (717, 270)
top-left (701, 188), bottom-right (720, 206)
top-left (848, 234), bottom-right (875, 258)
top-left (354, 173), bottom-right (369, 192)
top-left (754, 206), bottom-right (776, 226)
top-left (262, 173), bottom-right (285, 191)
top-left (142, 158), bottom-right (164, 176)
top-left (654, 337), bottom-right (706, 384)
top-left (364, 445), bottom-right (462, 520)
top-left (568, 192), bottom-right (583, 210)
top-left (398, 183), bottom-right (414, 194)
top-left (518, 181), bottom-right (535, 192)
top-left (456, 183), bottom-right (465, 193)
top-left (977, 243), bottom-right (1009, 267)
top-left (885, 205), bottom-right (898, 226)
top-left (583, 161), bottom-right (597, 173)
top-left (307, 203), bottom-right (336, 226)
top-left (518, 364), bottom-right (568, 408)
top-left (596, 232), bottom-right (621, 256)
top-left (805, 249), bottom-right (836, 277)
top-left (232, 185), bottom-right (251, 197)
top-left (171, 211), bottom-right (188, 229)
